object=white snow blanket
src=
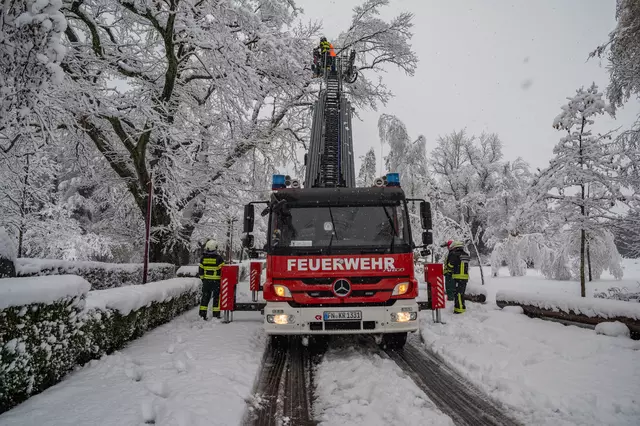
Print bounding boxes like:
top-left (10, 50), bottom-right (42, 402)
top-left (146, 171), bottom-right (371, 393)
top-left (176, 265), bottom-right (199, 277)
top-left (466, 283), bottom-right (487, 297)
top-left (86, 278), bottom-right (201, 315)
top-left (0, 275), bottom-right (90, 309)
top-left (315, 345), bottom-right (453, 425)
top-left (496, 289), bottom-right (640, 320)
top-left (0, 310), bottom-right (266, 426)
top-left (420, 305), bottom-right (640, 425)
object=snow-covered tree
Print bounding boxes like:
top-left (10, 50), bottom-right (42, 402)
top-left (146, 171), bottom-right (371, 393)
top-left (1, 0), bottom-right (67, 153)
top-left (591, 0), bottom-right (640, 109)
top-left (42, 0), bottom-right (418, 264)
top-left (535, 84), bottom-right (624, 295)
top-left (357, 147), bottom-right (377, 187)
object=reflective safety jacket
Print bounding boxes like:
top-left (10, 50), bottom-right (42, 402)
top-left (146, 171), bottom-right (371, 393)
top-left (198, 250), bottom-right (225, 281)
top-left (319, 41), bottom-right (336, 57)
top-left (443, 243), bottom-right (470, 281)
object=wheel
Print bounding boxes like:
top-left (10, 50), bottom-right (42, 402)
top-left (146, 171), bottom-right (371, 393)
top-left (270, 335), bottom-right (289, 350)
top-left (380, 332), bottom-right (407, 350)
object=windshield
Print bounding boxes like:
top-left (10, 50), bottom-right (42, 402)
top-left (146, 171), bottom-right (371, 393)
top-left (269, 204), bottom-right (411, 255)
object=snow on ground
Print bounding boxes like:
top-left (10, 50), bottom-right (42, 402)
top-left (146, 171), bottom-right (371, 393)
top-left (314, 342), bottom-right (453, 426)
top-left (418, 259), bottom-right (640, 426)
top-left (478, 258), bottom-right (640, 302)
top-left (0, 309), bottom-right (265, 426)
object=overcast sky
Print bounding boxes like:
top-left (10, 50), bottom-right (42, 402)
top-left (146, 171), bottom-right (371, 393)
top-left (294, 0), bottom-right (639, 175)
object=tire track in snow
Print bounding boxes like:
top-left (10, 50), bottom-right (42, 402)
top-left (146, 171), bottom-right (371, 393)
top-left (244, 337), bottom-right (321, 426)
top-left (386, 338), bottom-right (522, 426)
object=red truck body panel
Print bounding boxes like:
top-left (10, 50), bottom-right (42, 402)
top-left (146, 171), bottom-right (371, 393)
top-left (264, 253), bottom-right (418, 304)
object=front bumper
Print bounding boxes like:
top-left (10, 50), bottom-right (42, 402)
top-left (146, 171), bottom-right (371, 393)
top-left (263, 300), bottom-right (419, 335)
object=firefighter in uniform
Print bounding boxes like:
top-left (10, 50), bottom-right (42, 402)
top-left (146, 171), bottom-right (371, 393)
top-left (198, 240), bottom-right (225, 320)
top-left (443, 240), bottom-right (470, 314)
top-left (313, 36), bottom-right (336, 76)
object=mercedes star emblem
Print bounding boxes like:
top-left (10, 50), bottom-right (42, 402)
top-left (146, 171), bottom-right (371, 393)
top-left (332, 279), bottom-right (351, 297)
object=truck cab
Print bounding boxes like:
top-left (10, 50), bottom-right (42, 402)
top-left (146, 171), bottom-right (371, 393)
top-left (242, 176), bottom-right (433, 348)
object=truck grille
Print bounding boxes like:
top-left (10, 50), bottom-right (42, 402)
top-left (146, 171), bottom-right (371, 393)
top-left (308, 321), bottom-right (377, 331)
top-left (301, 277), bottom-right (382, 285)
top-left (306, 290), bottom-right (382, 298)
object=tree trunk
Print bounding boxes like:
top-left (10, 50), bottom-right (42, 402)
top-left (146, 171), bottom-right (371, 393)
top-left (587, 238), bottom-right (592, 282)
top-left (580, 228), bottom-right (586, 297)
top-left (472, 242), bottom-right (486, 285)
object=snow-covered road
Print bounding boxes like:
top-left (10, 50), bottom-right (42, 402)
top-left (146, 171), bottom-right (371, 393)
top-left (0, 310), bottom-right (265, 426)
top-left (421, 305), bottom-right (640, 426)
top-left (314, 343), bottom-right (454, 426)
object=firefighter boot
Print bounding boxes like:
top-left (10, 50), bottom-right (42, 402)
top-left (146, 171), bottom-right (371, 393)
top-left (199, 306), bottom-right (208, 320)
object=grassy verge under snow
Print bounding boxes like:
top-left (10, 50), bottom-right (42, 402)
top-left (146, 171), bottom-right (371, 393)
top-left (0, 275), bottom-right (200, 414)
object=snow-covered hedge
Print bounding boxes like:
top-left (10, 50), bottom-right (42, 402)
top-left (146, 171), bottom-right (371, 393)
top-left (0, 276), bottom-right (200, 413)
top-left (177, 265), bottom-right (199, 277)
top-left (14, 258), bottom-right (176, 290)
top-left (496, 290), bottom-right (640, 339)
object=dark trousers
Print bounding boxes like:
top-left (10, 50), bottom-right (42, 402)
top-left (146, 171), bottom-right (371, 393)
top-left (453, 280), bottom-right (467, 313)
top-left (444, 274), bottom-right (455, 301)
top-left (200, 279), bottom-right (221, 319)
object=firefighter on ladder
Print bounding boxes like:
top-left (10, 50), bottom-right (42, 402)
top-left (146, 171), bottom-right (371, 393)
top-left (198, 240), bottom-right (225, 320)
top-left (313, 36), bottom-right (336, 77)
top-left (443, 240), bottom-right (470, 314)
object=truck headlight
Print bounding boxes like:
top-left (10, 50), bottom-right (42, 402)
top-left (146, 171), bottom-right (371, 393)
top-left (273, 285), bottom-right (292, 298)
top-left (391, 312), bottom-right (418, 322)
top-left (392, 282), bottom-right (410, 296)
top-left (266, 314), bottom-right (296, 325)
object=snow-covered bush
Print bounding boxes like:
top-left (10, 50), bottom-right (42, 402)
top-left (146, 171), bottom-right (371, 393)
top-left (79, 278), bottom-right (200, 361)
top-left (0, 275), bottom-right (90, 413)
top-left (14, 258), bottom-right (176, 289)
top-left (0, 276), bottom-right (199, 413)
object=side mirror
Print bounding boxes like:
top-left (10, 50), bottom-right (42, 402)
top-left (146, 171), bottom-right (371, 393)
top-left (243, 204), bottom-right (255, 233)
top-left (242, 234), bottom-right (255, 249)
top-left (422, 230), bottom-right (433, 246)
top-left (420, 201), bottom-right (432, 230)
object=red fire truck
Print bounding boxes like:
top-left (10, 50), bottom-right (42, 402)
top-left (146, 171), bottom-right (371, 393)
top-left (241, 53), bottom-right (432, 349)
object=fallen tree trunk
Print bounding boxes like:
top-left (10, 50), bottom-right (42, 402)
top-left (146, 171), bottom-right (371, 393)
top-left (496, 299), bottom-right (640, 340)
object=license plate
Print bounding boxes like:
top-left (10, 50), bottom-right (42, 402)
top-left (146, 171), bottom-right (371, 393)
top-left (323, 311), bottom-right (362, 321)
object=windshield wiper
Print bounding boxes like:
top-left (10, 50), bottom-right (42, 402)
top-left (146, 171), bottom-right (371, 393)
top-left (326, 206), bottom-right (339, 255)
top-left (382, 206), bottom-right (396, 254)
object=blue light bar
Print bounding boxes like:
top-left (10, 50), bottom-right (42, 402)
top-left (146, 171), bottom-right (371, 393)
top-left (272, 174), bottom-right (286, 190)
top-left (386, 172), bottom-right (400, 187)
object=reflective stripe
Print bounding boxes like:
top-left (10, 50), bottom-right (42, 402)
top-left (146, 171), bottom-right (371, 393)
top-left (199, 306), bottom-right (208, 311)
top-left (211, 307), bottom-right (220, 312)
top-left (202, 258), bottom-right (218, 265)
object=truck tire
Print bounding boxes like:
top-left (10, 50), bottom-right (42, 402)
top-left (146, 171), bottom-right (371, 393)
top-left (380, 332), bottom-right (407, 350)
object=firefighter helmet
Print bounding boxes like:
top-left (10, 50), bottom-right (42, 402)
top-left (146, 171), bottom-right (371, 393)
top-left (205, 240), bottom-right (218, 251)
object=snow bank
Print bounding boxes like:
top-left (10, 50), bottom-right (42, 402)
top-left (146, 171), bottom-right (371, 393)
top-left (595, 321), bottom-right (631, 338)
top-left (85, 278), bottom-right (201, 315)
top-left (0, 275), bottom-right (90, 309)
top-left (496, 289), bottom-right (640, 320)
top-left (14, 258), bottom-right (176, 290)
